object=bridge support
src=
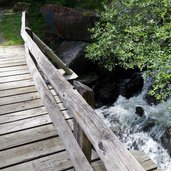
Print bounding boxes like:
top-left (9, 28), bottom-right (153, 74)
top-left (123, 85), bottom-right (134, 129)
top-left (73, 81), bottom-right (94, 162)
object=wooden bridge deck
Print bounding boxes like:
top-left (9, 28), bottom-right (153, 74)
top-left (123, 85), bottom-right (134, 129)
top-left (0, 45), bottom-right (161, 171)
top-left (0, 45), bottom-right (105, 170)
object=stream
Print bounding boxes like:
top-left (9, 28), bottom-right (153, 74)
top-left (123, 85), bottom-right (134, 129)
top-left (96, 78), bottom-right (171, 171)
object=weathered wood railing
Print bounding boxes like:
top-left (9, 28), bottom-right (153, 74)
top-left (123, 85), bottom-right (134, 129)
top-left (21, 11), bottom-right (145, 171)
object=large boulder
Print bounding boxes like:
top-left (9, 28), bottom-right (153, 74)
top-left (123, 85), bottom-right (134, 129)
top-left (41, 5), bottom-right (98, 41)
top-left (135, 106), bottom-right (144, 117)
top-left (57, 41), bottom-right (94, 74)
top-left (120, 73), bottom-right (144, 98)
top-left (95, 83), bottom-right (119, 107)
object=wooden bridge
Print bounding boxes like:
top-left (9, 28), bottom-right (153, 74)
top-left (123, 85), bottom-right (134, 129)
top-left (0, 12), bottom-right (161, 171)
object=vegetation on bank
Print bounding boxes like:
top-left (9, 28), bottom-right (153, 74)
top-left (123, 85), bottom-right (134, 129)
top-left (0, 0), bottom-right (170, 103)
top-left (0, 12), bottom-right (23, 46)
top-left (86, 0), bottom-right (171, 102)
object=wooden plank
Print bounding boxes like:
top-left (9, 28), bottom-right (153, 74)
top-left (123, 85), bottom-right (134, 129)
top-left (0, 137), bottom-right (64, 169)
top-left (0, 114), bottom-right (52, 136)
top-left (0, 107), bottom-right (47, 124)
top-left (1, 150), bottom-right (100, 171)
top-left (21, 14), bottom-right (145, 171)
top-left (0, 85), bottom-right (54, 98)
top-left (0, 53), bottom-right (25, 62)
top-left (0, 46), bottom-right (25, 58)
top-left (0, 99), bottom-right (43, 115)
top-left (0, 86), bottom-right (37, 98)
top-left (0, 118), bottom-right (73, 151)
top-left (73, 81), bottom-right (94, 162)
top-left (24, 43), bottom-right (93, 171)
top-left (0, 97), bottom-right (64, 115)
top-left (0, 79), bottom-right (34, 90)
top-left (0, 61), bottom-right (26, 68)
top-left (32, 32), bottom-right (73, 75)
top-left (0, 73), bottom-right (32, 83)
top-left (0, 55), bottom-right (25, 60)
top-left (0, 92), bottom-right (40, 106)
top-left (62, 160), bottom-right (106, 171)
top-left (0, 65), bottom-right (28, 72)
top-left (0, 124), bottom-right (56, 151)
top-left (0, 69), bottom-right (29, 77)
top-left (131, 151), bottom-right (158, 171)
top-left (0, 59), bottom-right (26, 65)
top-left (131, 151), bottom-right (151, 163)
top-left (141, 160), bottom-right (157, 171)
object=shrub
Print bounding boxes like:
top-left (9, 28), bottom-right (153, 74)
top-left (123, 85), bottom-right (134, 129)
top-left (86, 0), bottom-right (171, 101)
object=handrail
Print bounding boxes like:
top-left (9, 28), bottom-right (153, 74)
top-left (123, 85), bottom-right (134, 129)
top-left (21, 12), bottom-right (93, 171)
top-left (32, 32), bottom-right (73, 75)
top-left (21, 11), bottom-right (145, 171)
top-left (21, 12), bottom-right (74, 76)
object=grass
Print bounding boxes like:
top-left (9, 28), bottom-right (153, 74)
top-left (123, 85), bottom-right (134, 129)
top-left (0, 1), bottom-right (103, 46)
top-left (0, 12), bottom-right (23, 46)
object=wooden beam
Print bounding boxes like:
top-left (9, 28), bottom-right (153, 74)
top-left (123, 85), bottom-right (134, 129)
top-left (21, 12), bottom-right (145, 171)
top-left (32, 32), bottom-right (73, 76)
top-left (24, 44), bottom-right (93, 171)
top-left (73, 81), bottom-right (94, 162)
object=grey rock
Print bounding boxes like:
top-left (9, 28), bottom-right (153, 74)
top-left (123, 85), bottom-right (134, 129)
top-left (41, 5), bottom-right (98, 41)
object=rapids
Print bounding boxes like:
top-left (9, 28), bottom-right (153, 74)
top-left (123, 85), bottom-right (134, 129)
top-left (96, 78), bottom-right (171, 171)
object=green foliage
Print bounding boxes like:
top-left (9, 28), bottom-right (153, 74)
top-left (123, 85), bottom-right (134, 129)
top-left (86, 0), bottom-right (171, 101)
top-left (28, 1), bottom-right (45, 39)
top-left (0, 12), bottom-right (23, 46)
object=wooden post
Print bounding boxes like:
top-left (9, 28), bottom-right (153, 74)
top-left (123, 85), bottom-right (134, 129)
top-left (73, 81), bottom-right (94, 163)
top-left (25, 27), bottom-right (38, 67)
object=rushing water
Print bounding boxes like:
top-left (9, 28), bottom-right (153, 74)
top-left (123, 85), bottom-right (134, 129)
top-left (96, 78), bottom-right (171, 171)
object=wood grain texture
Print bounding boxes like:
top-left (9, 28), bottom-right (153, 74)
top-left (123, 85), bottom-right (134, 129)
top-left (0, 65), bottom-right (28, 72)
top-left (0, 69), bottom-right (29, 77)
top-left (0, 61), bottom-right (26, 68)
top-left (1, 150), bottom-right (100, 171)
top-left (0, 107), bottom-right (47, 124)
top-left (0, 79), bottom-right (34, 90)
top-left (0, 92), bottom-right (40, 106)
top-left (0, 73), bottom-right (31, 83)
top-left (0, 86), bottom-right (37, 98)
top-left (0, 137), bottom-right (64, 169)
top-left (24, 44), bottom-right (93, 171)
top-left (73, 81), bottom-right (94, 162)
top-left (21, 11), bottom-right (145, 171)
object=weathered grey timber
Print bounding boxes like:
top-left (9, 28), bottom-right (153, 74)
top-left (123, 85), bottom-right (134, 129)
top-left (73, 81), bottom-right (94, 162)
top-left (21, 11), bottom-right (145, 171)
top-left (0, 45), bottom-right (162, 171)
top-left (24, 44), bottom-right (93, 170)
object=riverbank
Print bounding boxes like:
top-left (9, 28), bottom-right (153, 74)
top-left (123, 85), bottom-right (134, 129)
top-left (0, 6), bottom-right (23, 46)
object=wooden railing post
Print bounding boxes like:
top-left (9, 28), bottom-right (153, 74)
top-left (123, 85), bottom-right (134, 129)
top-left (73, 81), bottom-right (94, 163)
top-left (25, 27), bottom-right (38, 67)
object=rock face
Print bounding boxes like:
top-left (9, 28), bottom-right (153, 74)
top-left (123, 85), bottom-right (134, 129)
top-left (41, 5), bottom-right (98, 41)
top-left (161, 128), bottom-right (171, 154)
top-left (95, 83), bottom-right (119, 107)
top-left (57, 41), bottom-right (94, 74)
top-left (135, 106), bottom-right (144, 117)
top-left (120, 73), bottom-right (144, 98)
top-left (40, 5), bottom-right (145, 106)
